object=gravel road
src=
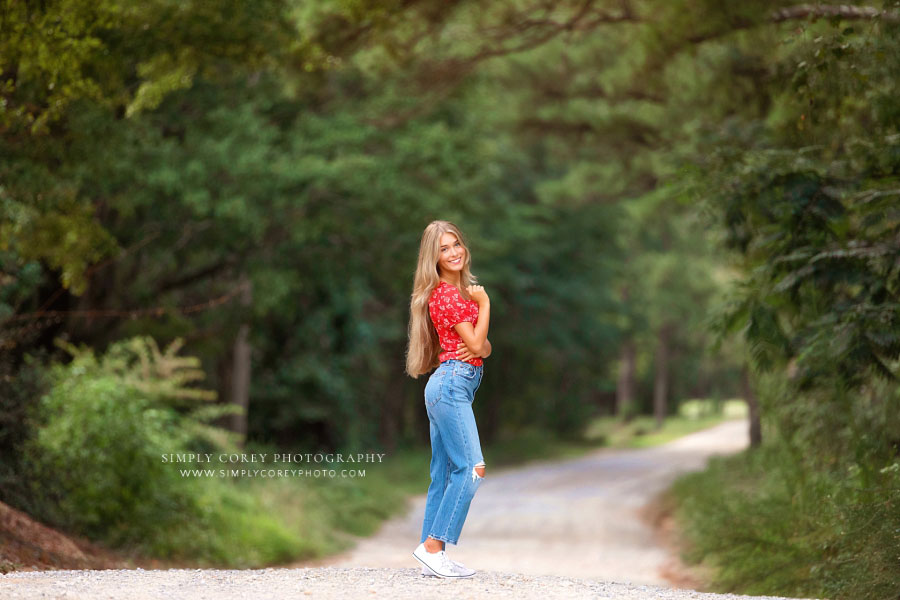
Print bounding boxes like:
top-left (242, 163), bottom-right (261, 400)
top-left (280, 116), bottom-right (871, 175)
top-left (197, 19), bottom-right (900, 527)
top-left (0, 566), bottom-right (815, 600)
top-left (0, 419), bottom-right (823, 599)
top-left (316, 418), bottom-right (756, 585)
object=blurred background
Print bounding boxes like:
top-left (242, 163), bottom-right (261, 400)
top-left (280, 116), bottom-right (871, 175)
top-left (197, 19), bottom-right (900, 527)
top-left (0, 2), bottom-right (898, 599)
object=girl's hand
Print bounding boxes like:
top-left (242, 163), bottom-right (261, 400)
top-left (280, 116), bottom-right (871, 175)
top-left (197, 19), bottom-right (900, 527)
top-left (466, 285), bottom-right (489, 305)
top-left (456, 341), bottom-right (478, 362)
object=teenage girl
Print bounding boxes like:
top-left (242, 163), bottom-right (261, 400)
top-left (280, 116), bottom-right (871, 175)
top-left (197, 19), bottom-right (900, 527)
top-left (406, 220), bottom-right (491, 578)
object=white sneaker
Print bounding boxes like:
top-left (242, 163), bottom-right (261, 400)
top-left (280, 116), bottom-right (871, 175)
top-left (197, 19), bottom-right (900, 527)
top-left (420, 556), bottom-right (475, 577)
top-left (413, 543), bottom-right (473, 578)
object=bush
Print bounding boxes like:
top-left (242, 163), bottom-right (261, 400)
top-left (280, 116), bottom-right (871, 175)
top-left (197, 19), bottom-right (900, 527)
top-left (22, 335), bottom-right (299, 565)
top-left (0, 348), bottom-right (52, 511)
top-left (670, 373), bottom-right (900, 600)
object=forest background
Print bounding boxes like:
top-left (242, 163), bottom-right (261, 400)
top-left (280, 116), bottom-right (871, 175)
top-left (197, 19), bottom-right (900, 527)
top-left (1, 2), bottom-right (898, 600)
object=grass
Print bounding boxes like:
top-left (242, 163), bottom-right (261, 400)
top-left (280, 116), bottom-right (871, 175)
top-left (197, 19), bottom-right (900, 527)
top-left (583, 399), bottom-right (747, 449)
top-left (668, 439), bottom-right (900, 600)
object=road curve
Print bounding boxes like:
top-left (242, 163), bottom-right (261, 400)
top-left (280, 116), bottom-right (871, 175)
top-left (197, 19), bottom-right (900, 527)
top-left (320, 418), bottom-right (753, 585)
top-left (1, 419), bottom-right (823, 599)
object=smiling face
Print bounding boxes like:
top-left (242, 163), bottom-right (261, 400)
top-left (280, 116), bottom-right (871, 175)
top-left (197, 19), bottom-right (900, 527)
top-left (437, 231), bottom-right (466, 278)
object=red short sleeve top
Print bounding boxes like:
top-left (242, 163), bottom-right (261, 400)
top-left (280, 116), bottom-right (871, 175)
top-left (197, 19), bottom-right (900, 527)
top-left (428, 281), bottom-right (483, 367)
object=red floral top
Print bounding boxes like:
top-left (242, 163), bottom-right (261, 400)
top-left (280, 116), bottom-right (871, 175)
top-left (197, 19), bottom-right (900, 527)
top-left (428, 281), bottom-right (483, 366)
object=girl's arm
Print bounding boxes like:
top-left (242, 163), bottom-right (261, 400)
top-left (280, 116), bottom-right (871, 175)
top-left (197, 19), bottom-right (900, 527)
top-left (455, 338), bottom-right (491, 361)
top-left (453, 300), bottom-right (490, 356)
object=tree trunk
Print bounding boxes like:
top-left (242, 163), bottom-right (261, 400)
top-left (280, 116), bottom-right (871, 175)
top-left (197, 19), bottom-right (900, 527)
top-left (741, 364), bottom-right (762, 448)
top-left (653, 323), bottom-right (672, 430)
top-left (228, 276), bottom-right (252, 446)
top-left (616, 338), bottom-right (636, 421)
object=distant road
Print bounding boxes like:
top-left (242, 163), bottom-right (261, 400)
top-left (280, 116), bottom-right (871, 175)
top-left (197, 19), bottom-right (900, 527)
top-left (320, 418), bottom-right (751, 585)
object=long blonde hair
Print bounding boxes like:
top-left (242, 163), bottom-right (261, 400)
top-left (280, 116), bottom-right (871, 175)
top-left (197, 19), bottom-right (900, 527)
top-left (405, 220), bottom-right (479, 378)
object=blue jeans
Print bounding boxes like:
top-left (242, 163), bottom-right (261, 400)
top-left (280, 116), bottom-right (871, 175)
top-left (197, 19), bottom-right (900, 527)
top-left (420, 359), bottom-right (486, 547)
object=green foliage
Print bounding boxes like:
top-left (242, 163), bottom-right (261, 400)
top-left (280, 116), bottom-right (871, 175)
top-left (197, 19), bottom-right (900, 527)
top-left (20, 335), bottom-right (301, 564)
top-left (0, 0), bottom-right (294, 134)
top-left (0, 0), bottom-right (424, 296)
top-left (0, 186), bottom-right (119, 296)
top-left (671, 427), bottom-right (900, 599)
top-left (0, 349), bottom-right (53, 511)
top-left (583, 405), bottom-right (746, 448)
top-left (702, 17), bottom-right (900, 388)
top-left (678, 14), bottom-right (900, 599)
top-left (0, 0), bottom-right (748, 455)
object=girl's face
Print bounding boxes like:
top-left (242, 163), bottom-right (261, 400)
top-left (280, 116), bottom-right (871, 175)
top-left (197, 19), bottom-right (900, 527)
top-left (437, 232), bottom-right (466, 276)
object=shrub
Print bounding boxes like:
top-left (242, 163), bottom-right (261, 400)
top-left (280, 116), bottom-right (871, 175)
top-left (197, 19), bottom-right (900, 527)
top-left (670, 373), bottom-right (900, 600)
top-left (22, 335), bottom-right (297, 564)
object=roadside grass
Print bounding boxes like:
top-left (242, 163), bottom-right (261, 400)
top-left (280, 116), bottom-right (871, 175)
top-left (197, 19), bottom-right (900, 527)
top-left (583, 399), bottom-right (747, 450)
top-left (667, 440), bottom-right (900, 600)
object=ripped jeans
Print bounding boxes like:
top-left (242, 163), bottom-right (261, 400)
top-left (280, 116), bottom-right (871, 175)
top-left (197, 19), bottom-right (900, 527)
top-left (420, 359), bottom-right (486, 547)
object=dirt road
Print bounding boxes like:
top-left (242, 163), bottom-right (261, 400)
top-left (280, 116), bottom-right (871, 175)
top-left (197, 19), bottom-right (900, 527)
top-left (315, 418), bottom-right (751, 586)
top-left (3, 419), bottom-right (823, 599)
